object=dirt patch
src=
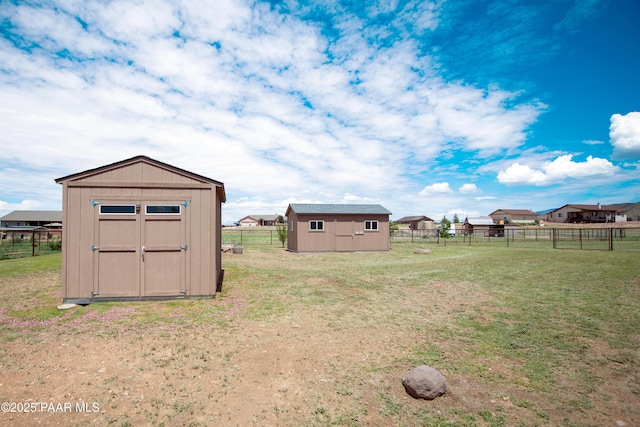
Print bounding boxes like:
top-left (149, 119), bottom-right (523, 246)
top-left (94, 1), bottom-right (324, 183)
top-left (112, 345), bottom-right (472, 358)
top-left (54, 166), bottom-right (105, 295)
top-left (1, 251), bottom-right (639, 426)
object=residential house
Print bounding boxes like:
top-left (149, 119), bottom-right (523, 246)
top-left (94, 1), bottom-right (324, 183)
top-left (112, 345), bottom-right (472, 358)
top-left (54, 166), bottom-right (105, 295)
top-left (545, 204), bottom-right (625, 224)
top-left (0, 210), bottom-right (62, 229)
top-left (237, 214), bottom-right (280, 227)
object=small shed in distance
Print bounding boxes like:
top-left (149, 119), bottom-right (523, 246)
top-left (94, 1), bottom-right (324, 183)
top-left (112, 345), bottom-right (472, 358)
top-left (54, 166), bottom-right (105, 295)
top-left (463, 216), bottom-right (496, 236)
top-left (286, 203), bottom-right (392, 252)
top-left (55, 155), bottom-right (226, 303)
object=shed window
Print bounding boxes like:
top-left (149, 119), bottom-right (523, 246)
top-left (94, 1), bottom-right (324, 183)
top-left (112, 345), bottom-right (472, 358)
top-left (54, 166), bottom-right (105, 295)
top-left (365, 220), bottom-right (378, 231)
top-left (146, 205), bottom-right (181, 215)
top-left (309, 220), bottom-right (324, 231)
top-left (99, 205), bottom-right (136, 215)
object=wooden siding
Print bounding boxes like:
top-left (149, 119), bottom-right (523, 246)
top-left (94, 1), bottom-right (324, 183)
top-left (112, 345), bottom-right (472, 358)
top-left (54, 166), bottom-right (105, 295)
top-left (288, 213), bottom-right (390, 252)
top-left (57, 157), bottom-right (224, 302)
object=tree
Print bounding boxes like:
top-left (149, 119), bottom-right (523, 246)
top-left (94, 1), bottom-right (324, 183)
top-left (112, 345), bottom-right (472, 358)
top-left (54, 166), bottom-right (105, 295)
top-left (439, 216), bottom-right (452, 245)
top-left (453, 213), bottom-right (460, 223)
top-left (276, 223), bottom-right (287, 248)
top-left (389, 220), bottom-right (399, 236)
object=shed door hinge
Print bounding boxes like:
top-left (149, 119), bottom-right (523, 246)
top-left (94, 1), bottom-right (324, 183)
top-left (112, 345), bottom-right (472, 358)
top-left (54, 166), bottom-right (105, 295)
top-left (181, 201), bottom-right (189, 207)
top-left (91, 245), bottom-right (100, 252)
top-left (180, 245), bottom-right (188, 251)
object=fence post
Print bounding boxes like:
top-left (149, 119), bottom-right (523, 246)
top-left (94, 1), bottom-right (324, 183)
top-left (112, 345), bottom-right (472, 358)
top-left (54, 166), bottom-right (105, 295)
top-left (609, 228), bottom-right (613, 251)
top-left (579, 229), bottom-right (583, 250)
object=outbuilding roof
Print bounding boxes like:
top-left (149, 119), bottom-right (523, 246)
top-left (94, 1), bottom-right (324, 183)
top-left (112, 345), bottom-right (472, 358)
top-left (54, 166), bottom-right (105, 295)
top-left (287, 204), bottom-right (392, 215)
top-left (465, 216), bottom-right (495, 225)
top-left (55, 155), bottom-right (226, 202)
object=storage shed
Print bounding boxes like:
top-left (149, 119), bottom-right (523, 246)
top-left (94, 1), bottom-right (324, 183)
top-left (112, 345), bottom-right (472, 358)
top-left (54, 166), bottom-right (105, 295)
top-left (286, 204), bottom-right (392, 252)
top-left (55, 156), bottom-right (226, 303)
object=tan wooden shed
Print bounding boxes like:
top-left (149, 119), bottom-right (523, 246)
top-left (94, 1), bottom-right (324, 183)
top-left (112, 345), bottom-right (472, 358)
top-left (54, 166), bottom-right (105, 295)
top-left (286, 204), bottom-right (392, 252)
top-left (55, 156), bottom-right (226, 303)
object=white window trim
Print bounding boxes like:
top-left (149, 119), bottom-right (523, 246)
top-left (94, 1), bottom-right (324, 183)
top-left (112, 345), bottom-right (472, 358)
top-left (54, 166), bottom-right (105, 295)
top-left (309, 220), bottom-right (324, 231)
top-left (364, 220), bottom-right (379, 231)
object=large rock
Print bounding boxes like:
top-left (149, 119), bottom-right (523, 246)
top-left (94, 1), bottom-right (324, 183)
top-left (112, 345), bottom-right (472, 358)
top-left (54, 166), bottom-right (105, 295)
top-left (402, 365), bottom-right (447, 400)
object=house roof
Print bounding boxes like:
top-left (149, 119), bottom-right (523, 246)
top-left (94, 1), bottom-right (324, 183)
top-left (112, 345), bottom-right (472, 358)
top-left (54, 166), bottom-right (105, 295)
top-left (489, 209), bottom-right (539, 216)
top-left (0, 210), bottom-right (62, 222)
top-left (549, 204), bottom-right (623, 213)
top-left (55, 155), bottom-right (226, 202)
top-left (465, 216), bottom-right (495, 225)
top-left (287, 204), bottom-right (392, 216)
top-left (238, 214), bottom-right (279, 221)
top-left (396, 215), bottom-right (433, 223)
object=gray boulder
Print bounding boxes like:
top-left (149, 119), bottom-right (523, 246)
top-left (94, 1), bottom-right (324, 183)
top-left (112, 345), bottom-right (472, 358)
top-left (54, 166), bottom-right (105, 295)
top-left (402, 365), bottom-right (447, 400)
top-left (414, 248), bottom-right (432, 254)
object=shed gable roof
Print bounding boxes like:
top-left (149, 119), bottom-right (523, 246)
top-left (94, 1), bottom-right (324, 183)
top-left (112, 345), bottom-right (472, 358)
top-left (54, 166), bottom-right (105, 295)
top-left (55, 155), bottom-right (226, 202)
top-left (287, 204), bottom-right (392, 216)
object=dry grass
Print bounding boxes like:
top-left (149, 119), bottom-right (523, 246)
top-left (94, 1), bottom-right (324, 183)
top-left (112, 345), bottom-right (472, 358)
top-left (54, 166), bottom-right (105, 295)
top-left (0, 246), bottom-right (638, 426)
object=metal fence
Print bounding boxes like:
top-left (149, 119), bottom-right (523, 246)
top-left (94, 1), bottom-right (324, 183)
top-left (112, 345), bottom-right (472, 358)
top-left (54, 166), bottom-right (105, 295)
top-left (222, 228), bottom-right (285, 246)
top-left (391, 227), bottom-right (640, 252)
top-left (0, 229), bottom-right (63, 259)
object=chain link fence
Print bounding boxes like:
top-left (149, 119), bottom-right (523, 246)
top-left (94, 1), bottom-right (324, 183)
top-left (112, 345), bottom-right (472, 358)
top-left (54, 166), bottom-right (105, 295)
top-left (391, 227), bottom-right (640, 252)
top-left (0, 229), bottom-right (62, 259)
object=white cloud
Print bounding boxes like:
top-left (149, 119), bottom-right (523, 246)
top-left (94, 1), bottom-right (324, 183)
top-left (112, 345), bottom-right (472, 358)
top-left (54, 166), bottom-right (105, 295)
top-left (4, 0), bottom-right (621, 223)
top-left (610, 112), bottom-right (640, 159)
top-left (459, 183), bottom-right (479, 194)
top-left (497, 154), bottom-right (619, 186)
top-left (583, 139), bottom-right (604, 145)
top-left (419, 182), bottom-right (453, 195)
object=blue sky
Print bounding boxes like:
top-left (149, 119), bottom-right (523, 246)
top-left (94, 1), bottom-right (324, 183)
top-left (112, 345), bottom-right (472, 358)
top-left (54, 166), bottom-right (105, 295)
top-left (1, 0), bottom-right (639, 224)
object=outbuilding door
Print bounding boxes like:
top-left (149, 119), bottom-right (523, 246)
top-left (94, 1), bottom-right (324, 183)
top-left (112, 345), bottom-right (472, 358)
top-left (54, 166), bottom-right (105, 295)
top-left (335, 220), bottom-right (354, 252)
top-left (92, 200), bottom-right (188, 298)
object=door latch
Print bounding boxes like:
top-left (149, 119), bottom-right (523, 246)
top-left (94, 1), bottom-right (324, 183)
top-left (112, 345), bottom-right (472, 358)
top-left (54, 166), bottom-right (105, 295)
top-left (141, 246), bottom-right (145, 261)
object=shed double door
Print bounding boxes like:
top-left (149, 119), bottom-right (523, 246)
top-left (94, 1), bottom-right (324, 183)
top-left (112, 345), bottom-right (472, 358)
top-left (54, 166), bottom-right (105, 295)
top-left (92, 200), bottom-right (188, 298)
